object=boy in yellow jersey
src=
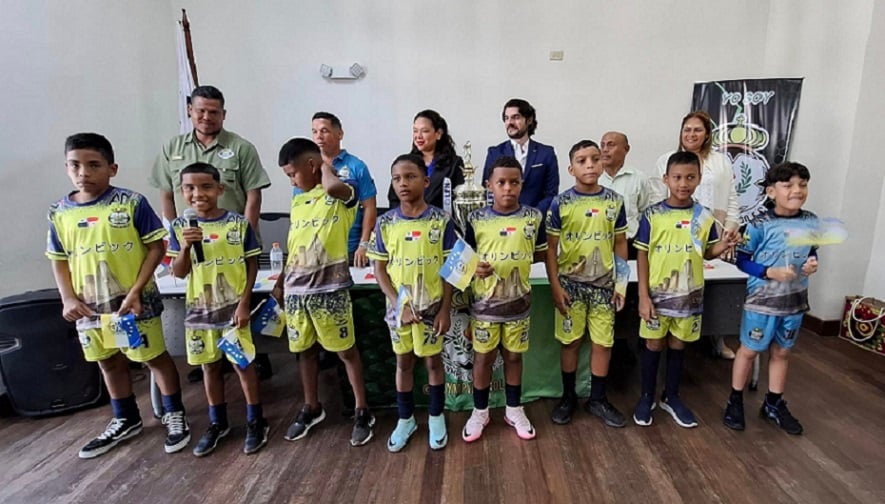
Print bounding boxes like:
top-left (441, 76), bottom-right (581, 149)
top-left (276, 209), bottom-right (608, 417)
top-left (633, 151), bottom-right (739, 428)
top-left (369, 153), bottom-right (457, 452)
top-left (461, 156), bottom-right (547, 442)
top-left (546, 140), bottom-right (628, 427)
top-left (167, 163), bottom-right (267, 456)
top-left (47, 133), bottom-right (189, 459)
top-left (272, 138), bottom-right (374, 446)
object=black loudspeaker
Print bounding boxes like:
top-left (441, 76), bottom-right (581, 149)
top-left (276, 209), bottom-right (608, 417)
top-left (0, 289), bottom-right (105, 416)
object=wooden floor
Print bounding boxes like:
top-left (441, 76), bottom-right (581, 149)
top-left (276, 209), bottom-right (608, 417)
top-left (2, 331), bottom-right (884, 504)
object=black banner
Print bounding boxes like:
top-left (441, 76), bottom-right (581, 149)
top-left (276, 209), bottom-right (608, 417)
top-left (692, 78), bottom-right (803, 223)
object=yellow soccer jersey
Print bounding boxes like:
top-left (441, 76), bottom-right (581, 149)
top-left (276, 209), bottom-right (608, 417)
top-left (634, 201), bottom-right (719, 317)
top-left (45, 187), bottom-right (166, 320)
top-left (465, 206), bottom-right (547, 322)
top-left (285, 182), bottom-right (358, 295)
top-left (167, 211), bottom-right (261, 329)
top-left (547, 187), bottom-right (627, 289)
top-left (367, 206), bottom-right (457, 319)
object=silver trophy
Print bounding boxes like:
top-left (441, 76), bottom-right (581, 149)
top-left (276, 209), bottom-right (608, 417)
top-left (453, 141), bottom-right (487, 235)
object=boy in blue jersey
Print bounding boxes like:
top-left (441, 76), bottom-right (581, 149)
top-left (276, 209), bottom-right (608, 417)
top-left (547, 140), bottom-right (629, 427)
top-left (47, 133), bottom-right (189, 458)
top-left (723, 162), bottom-right (818, 435)
top-left (168, 163), bottom-right (268, 455)
top-left (273, 138), bottom-right (375, 447)
top-left (461, 156), bottom-right (547, 443)
top-left (369, 154), bottom-right (457, 451)
top-left (633, 151), bottom-right (739, 428)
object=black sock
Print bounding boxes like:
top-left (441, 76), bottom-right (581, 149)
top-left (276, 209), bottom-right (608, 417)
top-left (111, 395), bottom-right (140, 423)
top-left (664, 348), bottom-right (685, 398)
top-left (640, 346), bottom-right (662, 397)
top-left (505, 384), bottom-right (521, 407)
top-left (766, 391), bottom-right (783, 405)
top-left (730, 388), bottom-right (743, 403)
top-left (396, 390), bottom-right (414, 419)
top-left (428, 384), bottom-right (445, 416)
top-left (473, 386), bottom-right (490, 410)
top-left (589, 374), bottom-right (607, 401)
top-left (561, 371), bottom-right (577, 399)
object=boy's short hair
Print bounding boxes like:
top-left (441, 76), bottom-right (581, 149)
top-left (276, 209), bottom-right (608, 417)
top-left (312, 111), bottom-right (342, 129)
top-left (666, 151), bottom-right (701, 174)
top-left (568, 139), bottom-right (599, 162)
top-left (763, 162), bottom-right (810, 187)
top-left (191, 85), bottom-right (225, 106)
top-left (502, 98), bottom-right (537, 136)
top-left (65, 133), bottom-right (114, 164)
top-left (278, 138), bottom-right (321, 167)
top-left (488, 155), bottom-right (523, 177)
top-left (180, 162), bottom-right (220, 182)
top-left (391, 153), bottom-right (427, 175)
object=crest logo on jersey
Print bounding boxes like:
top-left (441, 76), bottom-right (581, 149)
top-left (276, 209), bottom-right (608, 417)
top-left (217, 148), bottom-right (235, 160)
top-left (646, 318), bottom-right (661, 330)
top-left (428, 226), bottom-right (441, 244)
top-left (337, 166), bottom-right (351, 179)
top-left (524, 221), bottom-right (537, 241)
top-left (77, 217), bottom-right (100, 228)
top-left (749, 327), bottom-right (764, 341)
top-left (108, 210), bottom-right (131, 228)
top-left (226, 229), bottom-right (242, 245)
top-left (605, 205), bottom-right (618, 221)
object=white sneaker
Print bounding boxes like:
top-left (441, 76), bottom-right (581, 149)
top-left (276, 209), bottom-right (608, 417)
top-left (504, 405), bottom-right (536, 440)
top-left (461, 408), bottom-right (490, 443)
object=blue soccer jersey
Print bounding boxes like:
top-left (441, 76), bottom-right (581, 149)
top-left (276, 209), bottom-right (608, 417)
top-left (739, 208), bottom-right (819, 315)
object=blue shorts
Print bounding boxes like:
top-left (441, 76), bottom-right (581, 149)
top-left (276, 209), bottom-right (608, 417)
top-left (739, 311), bottom-right (804, 352)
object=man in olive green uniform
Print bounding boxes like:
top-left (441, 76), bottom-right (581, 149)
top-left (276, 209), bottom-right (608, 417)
top-left (150, 85), bottom-right (270, 231)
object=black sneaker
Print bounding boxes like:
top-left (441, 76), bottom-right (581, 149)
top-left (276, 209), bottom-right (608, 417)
top-left (586, 398), bottom-right (627, 428)
top-left (760, 399), bottom-right (803, 435)
top-left (162, 410), bottom-right (191, 453)
top-left (78, 417), bottom-right (143, 459)
top-left (284, 404), bottom-right (326, 441)
top-left (192, 423), bottom-right (230, 457)
top-left (551, 396), bottom-right (577, 425)
top-left (351, 408), bottom-right (375, 446)
top-left (723, 399), bottom-right (745, 431)
top-left (244, 418), bottom-right (270, 454)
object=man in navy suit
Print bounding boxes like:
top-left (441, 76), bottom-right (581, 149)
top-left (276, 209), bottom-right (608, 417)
top-left (482, 98), bottom-right (559, 214)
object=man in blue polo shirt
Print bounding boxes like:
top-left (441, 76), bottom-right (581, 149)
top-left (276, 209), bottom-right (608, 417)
top-left (299, 112), bottom-right (378, 267)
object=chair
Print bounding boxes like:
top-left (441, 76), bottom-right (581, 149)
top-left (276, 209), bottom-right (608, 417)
top-left (257, 212), bottom-right (290, 269)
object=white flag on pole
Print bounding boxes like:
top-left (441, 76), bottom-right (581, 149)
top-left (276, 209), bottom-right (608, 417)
top-left (176, 18), bottom-right (196, 134)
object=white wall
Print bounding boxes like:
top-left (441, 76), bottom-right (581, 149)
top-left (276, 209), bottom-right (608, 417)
top-left (0, 0), bottom-right (178, 298)
top-left (762, 0), bottom-right (883, 319)
top-left (1, 0), bottom-right (881, 322)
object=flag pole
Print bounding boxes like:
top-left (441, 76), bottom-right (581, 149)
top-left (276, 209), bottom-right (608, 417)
top-left (181, 9), bottom-right (199, 86)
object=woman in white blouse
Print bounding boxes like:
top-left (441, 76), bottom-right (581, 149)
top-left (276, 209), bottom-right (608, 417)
top-left (654, 110), bottom-right (740, 359)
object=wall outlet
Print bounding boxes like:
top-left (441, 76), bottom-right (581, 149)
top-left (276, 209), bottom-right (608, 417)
top-left (549, 50), bottom-right (564, 61)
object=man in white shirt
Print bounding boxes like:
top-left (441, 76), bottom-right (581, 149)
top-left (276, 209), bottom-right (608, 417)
top-left (599, 131), bottom-right (658, 258)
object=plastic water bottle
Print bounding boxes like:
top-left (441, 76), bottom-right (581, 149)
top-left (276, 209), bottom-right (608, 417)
top-left (269, 242), bottom-right (284, 273)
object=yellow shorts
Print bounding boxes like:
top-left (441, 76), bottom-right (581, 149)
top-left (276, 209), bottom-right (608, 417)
top-left (185, 327), bottom-right (255, 366)
top-left (385, 305), bottom-right (443, 357)
top-left (639, 314), bottom-right (702, 342)
top-left (78, 316), bottom-right (166, 363)
top-left (555, 301), bottom-right (615, 347)
top-left (285, 290), bottom-right (355, 353)
top-left (471, 317), bottom-right (530, 354)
